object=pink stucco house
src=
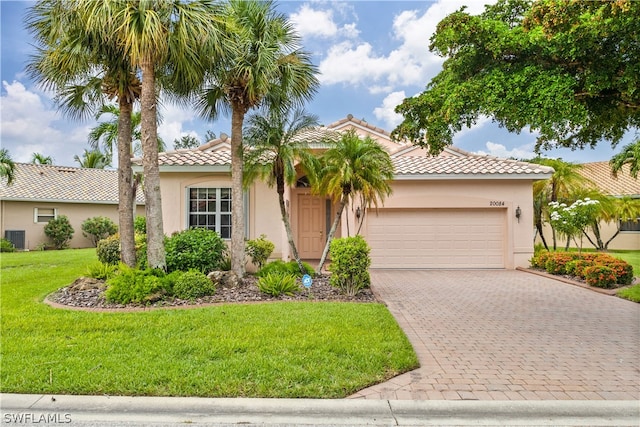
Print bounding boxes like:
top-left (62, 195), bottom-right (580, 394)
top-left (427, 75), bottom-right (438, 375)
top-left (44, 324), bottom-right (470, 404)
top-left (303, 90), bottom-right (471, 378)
top-left (136, 115), bottom-right (553, 269)
top-left (0, 163), bottom-right (145, 250)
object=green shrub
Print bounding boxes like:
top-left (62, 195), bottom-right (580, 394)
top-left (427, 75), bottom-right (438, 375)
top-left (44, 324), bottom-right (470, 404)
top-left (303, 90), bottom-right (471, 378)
top-left (245, 234), bottom-right (275, 269)
top-left (258, 272), bottom-right (299, 297)
top-left (135, 233), bottom-right (147, 269)
top-left (97, 234), bottom-right (121, 265)
top-left (44, 215), bottom-right (74, 249)
top-left (584, 265), bottom-right (618, 289)
top-left (544, 252), bottom-right (576, 275)
top-left (165, 228), bottom-right (226, 273)
top-left (564, 259), bottom-right (590, 278)
top-left (530, 251), bottom-right (552, 269)
top-left (256, 260), bottom-right (314, 278)
top-left (328, 236), bottom-right (371, 296)
top-left (173, 270), bottom-right (216, 300)
top-left (134, 216), bottom-right (147, 234)
top-left (105, 265), bottom-right (171, 304)
top-left (85, 261), bottom-right (118, 280)
top-left (0, 238), bottom-right (15, 253)
top-left (81, 216), bottom-right (118, 247)
top-left (606, 260), bottom-right (634, 286)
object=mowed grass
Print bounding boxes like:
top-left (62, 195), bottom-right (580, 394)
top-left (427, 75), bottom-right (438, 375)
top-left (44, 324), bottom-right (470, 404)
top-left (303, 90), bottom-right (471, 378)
top-left (0, 249), bottom-right (418, 398)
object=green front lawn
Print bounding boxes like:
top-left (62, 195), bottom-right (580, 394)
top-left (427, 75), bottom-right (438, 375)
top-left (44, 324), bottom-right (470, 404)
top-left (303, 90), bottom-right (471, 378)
top-left (0, 249), bottom-right (418, 398)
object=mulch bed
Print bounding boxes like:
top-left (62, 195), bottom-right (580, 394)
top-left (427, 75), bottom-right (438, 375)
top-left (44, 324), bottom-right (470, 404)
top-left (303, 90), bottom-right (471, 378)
top-left (46, 275), bottom-right (378, 311)
top-left (517, 267), bottom-right (638, 296)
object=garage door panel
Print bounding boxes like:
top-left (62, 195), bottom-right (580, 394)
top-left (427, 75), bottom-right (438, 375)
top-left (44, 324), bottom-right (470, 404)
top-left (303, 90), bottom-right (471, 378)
top-left (368, 209), bottom-right (505, 269)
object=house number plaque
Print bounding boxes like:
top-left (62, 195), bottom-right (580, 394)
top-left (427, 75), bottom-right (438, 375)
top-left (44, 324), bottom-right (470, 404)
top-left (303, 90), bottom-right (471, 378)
top-left (489, 201), bottom-right (505, 206)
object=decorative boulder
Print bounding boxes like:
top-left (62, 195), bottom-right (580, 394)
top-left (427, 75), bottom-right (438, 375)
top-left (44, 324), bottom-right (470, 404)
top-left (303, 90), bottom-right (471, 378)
top-left (207, 270), bottom-right (240, 288)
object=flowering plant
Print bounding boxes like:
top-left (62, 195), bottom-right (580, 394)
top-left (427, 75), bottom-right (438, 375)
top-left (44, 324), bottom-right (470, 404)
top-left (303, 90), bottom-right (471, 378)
top-left (548, 198), bottom-right (600, 253)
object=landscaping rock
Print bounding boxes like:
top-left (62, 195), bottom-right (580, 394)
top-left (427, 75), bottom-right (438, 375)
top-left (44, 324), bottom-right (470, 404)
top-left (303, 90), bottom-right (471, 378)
top-left (207, 270), bottom-right (240, 288)
top-left (68, 277), bottom-right (106, 292)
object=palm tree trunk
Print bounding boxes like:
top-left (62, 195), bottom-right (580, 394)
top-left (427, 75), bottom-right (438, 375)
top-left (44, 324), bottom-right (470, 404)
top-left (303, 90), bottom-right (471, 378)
top-left (230, 106), bottom-right (246, 278)
top-left (140, 61), bottom-right (166, 269)
top-left (535, 220), bottom-right (549, 251)
top-left (604, 225), bottom-right (622, 250)
top-left (117, 97), bottom-right (136, 267)
top-left (316, 194), bottom-right (347, 274)
top-left (277, 189), bottom-right (304, 274)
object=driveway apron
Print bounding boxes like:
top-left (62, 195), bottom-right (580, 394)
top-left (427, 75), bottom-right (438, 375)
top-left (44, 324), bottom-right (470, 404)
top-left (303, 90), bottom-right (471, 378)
top-left (349, 270), bottom-right (640, 400)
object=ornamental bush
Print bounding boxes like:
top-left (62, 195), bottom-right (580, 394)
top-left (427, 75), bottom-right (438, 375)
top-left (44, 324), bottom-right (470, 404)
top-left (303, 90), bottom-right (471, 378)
top-left (529, 250), bottom-right (552, 269)
top-left (44, 215), bottom-right (74, 249)
top-left (97, 234), bottom-right (121, 265)
top-left (105, 265), bottom-right (171, 305)
top-left (256, 260), bottom-right (314, 278)
top-left (606, 260), bottom-right (634, 286)
top-left (82, 216), bottom-right (118, 247)
top-left (565, 259), bottom-right (590, 279)
top-left (544, 252), bottom-right (576, 275)
top-left (328, 235), bottom-right (371, 296)
top-left (0, 238), bottom-right (15, 252)
top-left (258, 272), bottom-right (299, 297)
top-left (134, 216), bottom-right (147, 234)
top-left (583, 265), bottom-right (617, 289)
top-left (245, 234), bottom-right (275, 269)
top-left (165, 228), bottom-right (226, 273)
top-left (173, 270), bottom-right (216, 300)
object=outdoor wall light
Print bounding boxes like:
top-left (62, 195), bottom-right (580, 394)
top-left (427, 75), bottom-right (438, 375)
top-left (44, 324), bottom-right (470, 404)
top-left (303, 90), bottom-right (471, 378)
top-left (515, 206), bottom-right (522, 223)
top-left (355, 206), bottom-right (362, 220)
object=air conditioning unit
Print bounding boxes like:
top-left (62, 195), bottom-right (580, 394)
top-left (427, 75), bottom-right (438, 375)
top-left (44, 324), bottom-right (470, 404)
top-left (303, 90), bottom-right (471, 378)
top-left (5, 230), bottom-right (25, 250)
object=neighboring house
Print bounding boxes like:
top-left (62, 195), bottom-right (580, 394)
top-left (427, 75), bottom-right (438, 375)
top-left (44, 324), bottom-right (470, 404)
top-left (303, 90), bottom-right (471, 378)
top-left (578, 162), bottom-right (638, 250)
top-left (0, 163), bottom-right (145, 250)
top-left (134, 115), bottom-right (553, 269)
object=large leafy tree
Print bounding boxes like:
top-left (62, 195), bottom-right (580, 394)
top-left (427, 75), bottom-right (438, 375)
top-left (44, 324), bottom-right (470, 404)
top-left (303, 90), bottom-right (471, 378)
top-left (196, 0), bottom-right (318, 278)
top-left (313, 131), bottom-right (394, 274)
top-left (27, 0), bottom-right (142, 267)
top-left (243, 107), bottom-right (320, 274)
top-left (393, 0), bottom-right (640, 156)
top-left (82, 0), bottom-right (224, 269)
top-left (0, 148), bottom-right (16, 185)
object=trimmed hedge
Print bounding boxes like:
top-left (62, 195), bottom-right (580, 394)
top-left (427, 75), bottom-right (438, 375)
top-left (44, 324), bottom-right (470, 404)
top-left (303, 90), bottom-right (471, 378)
top-left (530, 251), bottom-right (633, 288)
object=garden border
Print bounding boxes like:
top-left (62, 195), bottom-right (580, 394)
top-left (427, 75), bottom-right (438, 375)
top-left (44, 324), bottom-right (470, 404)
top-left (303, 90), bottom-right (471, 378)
top-left (516, 267), bottom-right (634, 296)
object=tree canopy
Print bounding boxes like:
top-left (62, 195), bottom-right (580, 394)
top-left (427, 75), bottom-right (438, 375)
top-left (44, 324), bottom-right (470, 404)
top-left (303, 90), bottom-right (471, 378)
top-left (392, 0), bottom-right (640, 156)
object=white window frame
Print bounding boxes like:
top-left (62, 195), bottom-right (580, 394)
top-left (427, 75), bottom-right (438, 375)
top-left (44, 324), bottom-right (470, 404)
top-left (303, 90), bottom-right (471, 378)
top-left (187, 187), bottom-right (233, 239)
top-left (34, 207), bottom-right (57, 224)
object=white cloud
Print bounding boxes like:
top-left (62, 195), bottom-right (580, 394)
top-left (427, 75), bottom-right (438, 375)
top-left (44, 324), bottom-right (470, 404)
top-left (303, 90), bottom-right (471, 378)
top-left (318, 0), bottom-right (495, 91)
top-left (0, 80), bottom-right (88, 166)
top-left (158, 101), bottom-right (204, 149)
top-left (373, 91), bottom-right (406, 128)
top-left (474, 141), bottom-right (537, 160)
top-left (290, 5), bottom-right (338, 38)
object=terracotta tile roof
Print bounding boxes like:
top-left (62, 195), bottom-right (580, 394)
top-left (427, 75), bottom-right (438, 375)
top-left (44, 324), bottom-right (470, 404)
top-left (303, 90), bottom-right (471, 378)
top-left (393, 152), bottom-right (554, 178)
top-left (578, 161), bottom-right (639, 196)
top-left (327, 113), bottom-right (391, 137)
top-left (0, 163), bottom-right (144, 204)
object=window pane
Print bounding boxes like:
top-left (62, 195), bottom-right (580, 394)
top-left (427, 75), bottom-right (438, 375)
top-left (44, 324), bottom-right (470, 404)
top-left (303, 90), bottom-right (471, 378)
top-left (220, 226), bottom-right (231, 239)
top-left (189, 215), bottom-right (197, 227)
top-left (220, 201), bottom-right (230, 212)
top-left (208, 201), bottom-right (217, 212)
top-left (220, 188), bottom-right (231, 199)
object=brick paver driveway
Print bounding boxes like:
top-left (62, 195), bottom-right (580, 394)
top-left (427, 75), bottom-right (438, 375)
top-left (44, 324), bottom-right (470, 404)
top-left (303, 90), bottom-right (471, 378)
top-left (350, 270), bottom-right (640, 400)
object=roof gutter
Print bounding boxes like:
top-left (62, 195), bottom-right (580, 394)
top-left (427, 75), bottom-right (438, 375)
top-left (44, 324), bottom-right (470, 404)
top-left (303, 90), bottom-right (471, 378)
top-left (393, 173), bottom-right (554, 181)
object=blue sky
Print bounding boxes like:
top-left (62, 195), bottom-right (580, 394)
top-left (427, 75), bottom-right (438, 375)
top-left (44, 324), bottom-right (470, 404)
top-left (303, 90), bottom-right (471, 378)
top-left (0, 0), bottom-right (631, 167)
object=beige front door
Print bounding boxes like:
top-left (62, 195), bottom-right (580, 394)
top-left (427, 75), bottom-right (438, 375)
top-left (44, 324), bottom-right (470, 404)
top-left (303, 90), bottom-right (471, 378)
top-left (297, 194), bottom-right (325, 258)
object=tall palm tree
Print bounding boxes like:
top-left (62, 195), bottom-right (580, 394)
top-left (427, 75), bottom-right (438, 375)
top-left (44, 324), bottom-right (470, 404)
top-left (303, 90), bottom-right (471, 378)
top-left (30, 153), bottom-right (53, 165)
top-left (610, 140), bottom-right (640, 179)
top-left (27, 0), bottom-right (142, 267)
top-left (89, 104), bottom-right (166, 163)
top-left (313, 131), bottom-right (394, 274)
top-left (74, 149), bottom-right (110, 169)
top-left (243, 107), bottom-right (320, 274)
top-left (196, 0), bottom-right (318, 277)
top-left (596, 196), bottom-right (640, 250)
top-left (0, 148), bottom-right (16, 185)
top-left (81, 0), bottom-right (224, 269)
top-left (530, 158), bottom-right (591, 250)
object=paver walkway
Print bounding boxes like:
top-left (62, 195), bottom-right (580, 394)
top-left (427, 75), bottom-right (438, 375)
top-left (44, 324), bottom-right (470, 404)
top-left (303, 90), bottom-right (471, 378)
top-left (349, 270), bottom-right (640, 400)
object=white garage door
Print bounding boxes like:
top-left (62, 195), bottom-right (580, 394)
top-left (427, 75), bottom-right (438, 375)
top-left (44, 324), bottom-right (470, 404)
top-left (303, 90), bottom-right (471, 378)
top-left (367, 208), bottom-right (505, 269)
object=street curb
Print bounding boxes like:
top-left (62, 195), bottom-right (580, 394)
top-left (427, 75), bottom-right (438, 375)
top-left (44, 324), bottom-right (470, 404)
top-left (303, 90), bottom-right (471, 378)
top-left (2, 394), bottom-right (639, 426)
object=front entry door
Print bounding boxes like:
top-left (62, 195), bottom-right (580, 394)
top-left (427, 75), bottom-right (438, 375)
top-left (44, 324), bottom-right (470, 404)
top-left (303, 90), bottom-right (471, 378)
top-left (298, 194), bottom-right (325, 259)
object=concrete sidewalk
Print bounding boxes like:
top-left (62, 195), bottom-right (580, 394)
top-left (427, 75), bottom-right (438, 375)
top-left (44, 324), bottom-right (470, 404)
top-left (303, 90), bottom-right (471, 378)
top-left (2, 394), bottom-right (639, 426)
